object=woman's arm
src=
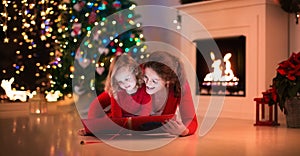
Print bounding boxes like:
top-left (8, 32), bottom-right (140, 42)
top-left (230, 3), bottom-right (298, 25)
top-left (178, 81), bottom-right (198, 136)
top-left (161, 82), bottom-right (198, 136)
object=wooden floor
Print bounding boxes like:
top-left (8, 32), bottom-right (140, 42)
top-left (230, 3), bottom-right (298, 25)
top-left (1, 102), bottom-right (300, 156)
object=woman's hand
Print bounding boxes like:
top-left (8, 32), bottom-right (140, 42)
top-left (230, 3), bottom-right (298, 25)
top-left (162, 119), bottom-right (189, 136)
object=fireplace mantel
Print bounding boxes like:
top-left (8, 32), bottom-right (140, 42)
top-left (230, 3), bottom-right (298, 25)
top-left (176, 0), bottom-right (288, 119)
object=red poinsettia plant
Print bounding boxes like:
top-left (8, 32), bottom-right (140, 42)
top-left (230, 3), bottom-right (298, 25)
top-left (272, 52), bottom-right (300, 114)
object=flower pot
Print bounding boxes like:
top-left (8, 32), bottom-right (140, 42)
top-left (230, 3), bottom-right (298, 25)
top-left (285, 98), bottom-right (300, 128)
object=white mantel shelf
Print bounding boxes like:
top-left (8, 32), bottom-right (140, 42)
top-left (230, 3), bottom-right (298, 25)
top-left (176, 0), bottom-right (289, 119)
top-left (177, 0), bottom-right (277, 12)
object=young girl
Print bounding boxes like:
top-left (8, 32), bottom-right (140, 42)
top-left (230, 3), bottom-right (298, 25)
top-left (78, 54), bottom-right (152, 135)
top-left (107, 54), bottom-right (152, 118)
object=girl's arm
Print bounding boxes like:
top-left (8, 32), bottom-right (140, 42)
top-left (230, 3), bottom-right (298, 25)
top-left (137, 98), bottom-right (152, 116)
top-left (110, 96), bottom-right (123, 118)
top-left (136, 86), bottom-right (152, 116)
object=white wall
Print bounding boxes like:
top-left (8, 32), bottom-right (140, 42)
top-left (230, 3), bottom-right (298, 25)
top-left (289, 14), bottom-right (300, 55)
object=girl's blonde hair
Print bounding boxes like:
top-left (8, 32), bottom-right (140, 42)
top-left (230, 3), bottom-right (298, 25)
top-left (104, 54), bottom-right (143, 98)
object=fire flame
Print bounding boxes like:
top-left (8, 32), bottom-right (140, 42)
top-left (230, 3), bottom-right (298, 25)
top-left (204, 52), bottom-right (239, 82)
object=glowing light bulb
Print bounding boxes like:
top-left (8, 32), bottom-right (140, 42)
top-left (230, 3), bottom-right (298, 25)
top-left (4, 38), bottom-right (9, 43)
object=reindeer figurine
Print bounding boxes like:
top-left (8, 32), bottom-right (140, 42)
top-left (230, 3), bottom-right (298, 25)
top-left (1, 77), bottom-right (33, 102)
top-left (45, 90), bottom-right (61, 102)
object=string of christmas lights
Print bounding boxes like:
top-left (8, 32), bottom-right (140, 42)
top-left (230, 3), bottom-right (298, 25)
top-left (0, 0), bottom-right (60, 93)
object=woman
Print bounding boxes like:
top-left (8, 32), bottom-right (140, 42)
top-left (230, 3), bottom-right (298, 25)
top-left (142, 51), bottom-right (198, 136)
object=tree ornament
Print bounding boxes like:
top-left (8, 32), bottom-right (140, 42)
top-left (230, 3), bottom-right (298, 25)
top-left (114, 14), bottom-right (124, 24)
top-left (71, 23), bottom-right (82, 37)
top-left (75, 48), bottom-right (82, 60)
top-left (96, 67), bottom-right (105, 75)
top-left (102, 0), bottom-right (108, 5)
top-left (110, 42), bottom-right (115, 46)
top-left (88, 11), bottom-right (97, 24)
top-left (113, 0), bottom-right (122, 9)
top-left (78, 58), bottom-right (91, 69)
top-left (115, 48), bottom-right (123, 56)
top-left (73, 1), bottom-right (86, 12)
top-left (93, 32), bottom-right (99, 40)
top-left (116, 47), bottom-right (123, 53)
top-left (98, 47), bottom-right (109, 55)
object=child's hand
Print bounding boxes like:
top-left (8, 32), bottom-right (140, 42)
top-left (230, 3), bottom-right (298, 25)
top-left (162, 119), bottom-right (188, 136)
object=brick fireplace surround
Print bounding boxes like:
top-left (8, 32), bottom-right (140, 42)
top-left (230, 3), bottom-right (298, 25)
top-left (176, 0), bottom-right (289, 120)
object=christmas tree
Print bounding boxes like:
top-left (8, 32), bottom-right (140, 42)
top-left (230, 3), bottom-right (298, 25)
top-left (47, 0), bottom-right (146, 98)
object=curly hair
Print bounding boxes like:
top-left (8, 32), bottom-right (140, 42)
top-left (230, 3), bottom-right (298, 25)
top-left (143, 51), bottom-right (186, 97)
top-left (104, 54), bottom-right (143, 99)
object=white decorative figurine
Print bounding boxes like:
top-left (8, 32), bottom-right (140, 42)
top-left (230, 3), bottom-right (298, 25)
top-left (45, 90), bottom-right (61, 102)
top-left (1, 77), bottom-right (34, 102)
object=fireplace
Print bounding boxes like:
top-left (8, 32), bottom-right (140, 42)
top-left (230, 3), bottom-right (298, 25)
top-left (195, 35), bottom-right (246, 96)
top-left (175, 0), bottom-right (288, 119)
